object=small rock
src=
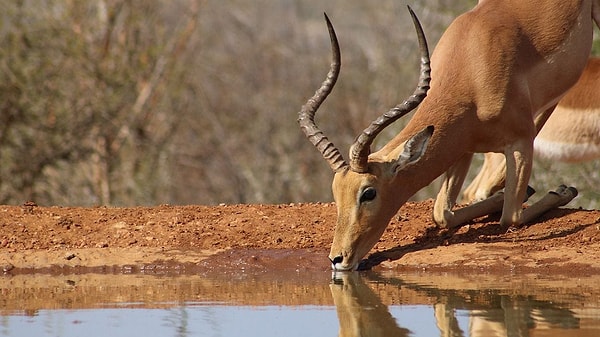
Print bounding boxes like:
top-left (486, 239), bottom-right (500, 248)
top-left (112, 221), bottom-right (127, 229)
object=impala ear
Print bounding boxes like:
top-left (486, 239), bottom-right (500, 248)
top-left (394, 125), bottom-right (434, 172)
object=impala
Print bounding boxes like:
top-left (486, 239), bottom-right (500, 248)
top-left (299, 1), bottom-right (600, 271)
top-left (464, 57), bottom-right (600, 202)
top-left (330, 273), bottom-right (409, 337)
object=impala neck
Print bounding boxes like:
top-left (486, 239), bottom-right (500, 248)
top-left (374, 98), bottom-right (475, 200)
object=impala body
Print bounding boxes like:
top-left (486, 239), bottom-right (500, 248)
top-left (299, 1), bottom-right (600, 271)
top-left (534, 58), bottom-right (600, 163)
top-left (537, 58), bottom-right (600, 161)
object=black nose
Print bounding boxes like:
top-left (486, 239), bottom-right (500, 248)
top-left (330, 255), bottom-right (343, 265)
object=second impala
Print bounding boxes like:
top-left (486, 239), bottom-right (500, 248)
top-left (299, 1), bottom-right (600, 271)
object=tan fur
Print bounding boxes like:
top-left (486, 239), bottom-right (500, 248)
top-left (303, 1), bottom-right (600, 271)
top-left (465, 57), bottom-right (600, 202)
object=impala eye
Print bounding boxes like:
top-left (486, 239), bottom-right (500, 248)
top-left (359, 187), bottom-right (377, 203)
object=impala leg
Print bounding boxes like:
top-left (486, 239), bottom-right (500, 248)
top-left (434, 143), bottom-right (537, 229)
top-left (461, 160), bottom-right (485, 203)
top-left (461, 106), bottom-right (555, 205)
top-left (533, 105), bottom-right (555, 134)
top-left (438, 140), bottom-right (535, 228)
top-left (520, 185), bottom-right (578, 224)
top-left (435, 142), bottom-right (538, 228)
top-left (434, 303), bottom-right (462, 337)
top-left (448, 186), bottom-right (535, 225)
top-left (433, 153), bottom-right (473, 228)
top-left (462, 152), bottom-right (506, 203)
top-left (500, 141), bottom-right (533, 226)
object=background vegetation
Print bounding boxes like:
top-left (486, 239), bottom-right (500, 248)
top-left (1, 0), bottom-right (599, 209)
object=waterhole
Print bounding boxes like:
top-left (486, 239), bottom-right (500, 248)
top-left (2, 267), bottom-right (599, 337)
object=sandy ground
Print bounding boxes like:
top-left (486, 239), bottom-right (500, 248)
top-left (1, 199), bottom-right (600, 275)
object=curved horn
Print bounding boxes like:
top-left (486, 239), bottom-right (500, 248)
top-left (349, 5), bottom-right (431, 173)
top-left (298, 13), bottom-right (348, 172)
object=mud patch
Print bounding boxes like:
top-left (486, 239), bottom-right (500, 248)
top-left (198, 248), bottom-right (331, 274)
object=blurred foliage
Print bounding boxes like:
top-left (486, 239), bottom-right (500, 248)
top-left (0, 0), bottom-right (197, 205)
top-left (0, 0), bottom-right (598, 209)
top-left (593, 26), bottom-right (600, 55)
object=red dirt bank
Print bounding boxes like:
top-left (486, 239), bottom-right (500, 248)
top-left (1, 200), bottom-right (600, 274)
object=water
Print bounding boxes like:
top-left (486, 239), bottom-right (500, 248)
top-left (2, 270), bottom-right (600, 337)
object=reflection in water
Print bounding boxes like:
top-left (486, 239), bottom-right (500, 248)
top-left (330, 272), bottom-right (409, 337)
top-left (333, 272), bottom-right (600, 337)
top-left (165, 307), bottom-right (190, 337)
top-left (1, 270), bottom-right (600, 337)
top-left (434, 296), bottom-right (581, 337)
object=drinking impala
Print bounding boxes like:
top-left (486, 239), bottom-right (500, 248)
top-left (299, 1), bottom-right (600, 271)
